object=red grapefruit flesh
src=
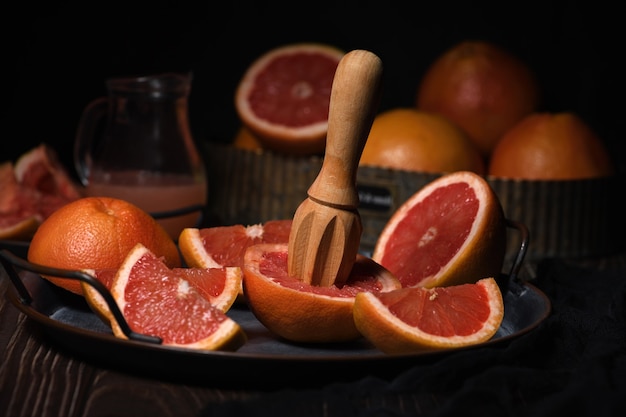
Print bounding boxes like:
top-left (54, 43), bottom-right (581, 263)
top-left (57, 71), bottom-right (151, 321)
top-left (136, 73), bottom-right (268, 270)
top-left (109, 243), bottom-right (246, 351)
top-left (235, 43), bottom-right (345, 155)
top-left (178, 219), bottom-right (292, 300)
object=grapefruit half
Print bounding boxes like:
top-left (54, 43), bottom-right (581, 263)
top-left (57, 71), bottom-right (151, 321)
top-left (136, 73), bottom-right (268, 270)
top-left (242, 243), bottom-right (401, 343)
top-left (235, 43), bottom-right (345, 155)
top-left (372, 171), bottom-right (506, 288)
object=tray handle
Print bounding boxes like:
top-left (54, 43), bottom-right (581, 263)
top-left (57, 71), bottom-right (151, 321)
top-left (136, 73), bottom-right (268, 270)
top-left (503, 218), bottom-right (530, 292)
top-left (0, 249), bottom-right (162, 345)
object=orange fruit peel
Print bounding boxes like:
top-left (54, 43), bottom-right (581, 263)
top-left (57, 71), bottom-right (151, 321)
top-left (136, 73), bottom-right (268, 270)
top-left (488, 112), bottom-right (614, 180)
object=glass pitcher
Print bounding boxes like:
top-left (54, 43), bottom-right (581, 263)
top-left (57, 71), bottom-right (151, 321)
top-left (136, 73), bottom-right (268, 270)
top-left (74, 72), bottom-right (207, 240)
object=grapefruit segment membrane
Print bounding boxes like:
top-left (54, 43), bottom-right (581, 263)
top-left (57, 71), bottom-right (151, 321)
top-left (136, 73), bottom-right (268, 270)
top-left (372, 171), bottom-right (506, 288)
top-left (108, 243), bottom-right (246, 351)
top-left (353, 277), bottom-right (505, 354)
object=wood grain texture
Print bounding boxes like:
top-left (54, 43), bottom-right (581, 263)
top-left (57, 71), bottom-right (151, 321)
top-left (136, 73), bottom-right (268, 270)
top-left (0, 274), bottom-right (262, 417)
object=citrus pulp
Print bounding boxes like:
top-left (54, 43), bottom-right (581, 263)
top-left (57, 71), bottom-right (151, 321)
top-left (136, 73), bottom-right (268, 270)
top-left (108, 243), bottom-right (246, 351)
top-left (235, 43), bottom-right (345, 155)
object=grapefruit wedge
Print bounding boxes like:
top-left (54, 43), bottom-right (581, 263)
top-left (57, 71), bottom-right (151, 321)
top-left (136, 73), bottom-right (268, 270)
top-left (372, 171), bottom-right (506, 288)
top-left (179, 219), bottom-right (292, 299)
top-left (242, 243), bottom-right (401, 343)
top-left (179, 219), bottom-right (292, 269)
top-left (107, 243), bottom-right (246, 351)
top-left (353, 277), bottom-right (504, 354)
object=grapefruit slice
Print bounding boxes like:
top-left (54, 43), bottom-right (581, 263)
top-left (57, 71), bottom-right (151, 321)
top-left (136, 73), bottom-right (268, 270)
top-left (235, 43), bottom-right (345, 155)
top-left (108, 243), bottom-right (246, 351)
top-left (372, 171), bottom-right (506, 288)
top-left (242, 243), bottom-right (401, 343)
top-left (353, 277), bottom-right (504, 354)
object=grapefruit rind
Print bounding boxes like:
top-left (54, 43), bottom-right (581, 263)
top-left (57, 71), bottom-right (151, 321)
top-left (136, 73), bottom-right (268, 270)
top-left (178, 227), bottom-right (223, 269)
top-left (242, 243), bottom-right (401, 343)
top-left (81, 268), bottom-right (117, 326)
top-left (110, 243), bottom-right (246, 351)
top-left (353, 277), bottom-right (504, 354)
top-left (235, 43), bottom-right (345, 155)
top-left (373, 171), bottom-right (506, 288)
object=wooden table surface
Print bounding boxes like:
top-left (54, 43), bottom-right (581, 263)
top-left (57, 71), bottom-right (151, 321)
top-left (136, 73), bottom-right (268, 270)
top-left (0, 272), bottom-right (274, 417)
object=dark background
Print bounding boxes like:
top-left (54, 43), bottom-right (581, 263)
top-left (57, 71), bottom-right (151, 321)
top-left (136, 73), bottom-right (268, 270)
top-left (3, 0), bottom-right (625, 177)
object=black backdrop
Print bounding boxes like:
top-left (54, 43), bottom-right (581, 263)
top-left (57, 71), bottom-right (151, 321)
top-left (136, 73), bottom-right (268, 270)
top-left (3, 0), bottom-right (625, 177)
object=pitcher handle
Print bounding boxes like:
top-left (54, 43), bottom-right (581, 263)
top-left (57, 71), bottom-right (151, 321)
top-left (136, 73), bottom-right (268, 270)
top-left (74, 97), bottom-right (108, 186)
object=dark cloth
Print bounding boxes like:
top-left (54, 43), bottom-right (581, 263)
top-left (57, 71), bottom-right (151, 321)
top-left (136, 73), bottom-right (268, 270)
top-left (201, 259), bottom-right (626, 416)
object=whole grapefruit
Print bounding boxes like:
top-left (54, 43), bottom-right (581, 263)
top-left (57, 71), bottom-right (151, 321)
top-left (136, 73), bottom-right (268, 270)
top-left (416, 40), bottom-right (540, 157)
top-left (359, 108), bottom-right (485, 174)
top-left (488, 112), bottom-right (614, 180)
top-left (28, 197), bottom-right (181, 295)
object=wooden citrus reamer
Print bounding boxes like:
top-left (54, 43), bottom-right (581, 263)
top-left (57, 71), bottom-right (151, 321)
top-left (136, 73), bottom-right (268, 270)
top-left (287, 49), bottom-right (383, 287)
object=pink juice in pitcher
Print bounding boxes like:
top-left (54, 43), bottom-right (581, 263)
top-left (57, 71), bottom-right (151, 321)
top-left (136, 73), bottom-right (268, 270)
top-left (84, 170), bottom-right (207, 240)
